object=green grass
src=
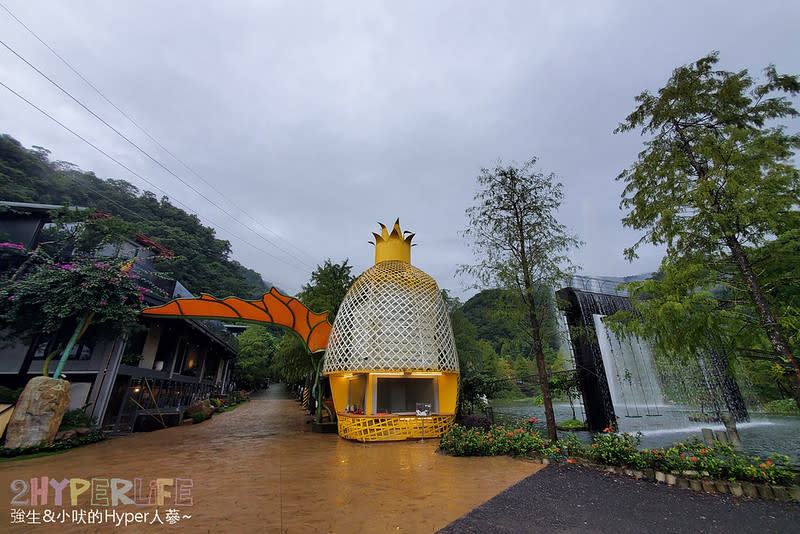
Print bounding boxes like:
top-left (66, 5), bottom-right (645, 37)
top-left (557, 418), bottom-right (587, 431)
top-left (760, 399), bottom-right (800, 415)
top-left (220, 400), bottom-right (248, 413)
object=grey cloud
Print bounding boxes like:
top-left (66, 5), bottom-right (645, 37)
top-left (1, 1), bottom-right (798, 299)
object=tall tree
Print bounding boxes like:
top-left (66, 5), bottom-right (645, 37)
top-left (272, 259), bottom-right (355, 422)
top-left (0, 215), bottom-right (150, 380)
top-left (234, 326), bottom-right (277, 389)
top-left (297, 259), bottom-right (355, 318)
top-left (614, 53), bottom-right (800, 397)
top-left (461, 157), bottom-right (581, 441)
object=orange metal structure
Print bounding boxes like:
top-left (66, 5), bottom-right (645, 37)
top-left (141, 287), bottom-right (331, 353)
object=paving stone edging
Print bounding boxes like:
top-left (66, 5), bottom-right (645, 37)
top-left (551, 458), bottom-right (800, 502)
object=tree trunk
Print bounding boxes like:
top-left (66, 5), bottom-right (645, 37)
top-left (787, 374), bottom-right (800, 413)
top-left (725, 234), bottom-right (800, 409)
top-left (529, 311), bottom-right (558, 441)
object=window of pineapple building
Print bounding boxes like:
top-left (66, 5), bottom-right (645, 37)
top-left (374, 377), bottom-right (437, 415)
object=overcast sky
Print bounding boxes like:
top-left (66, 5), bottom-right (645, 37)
top-left (1, 1), bottom-right (798, 299)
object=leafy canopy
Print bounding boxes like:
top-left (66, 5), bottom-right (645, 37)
top-left (615, 51), bottom-right (800, 261)
top-left (270, 259), bottom-right (354, 384)
top-left (297, 259), bottom-right (355, 321)
top-left (461, 156), bottom-right (581, 440)
top-left (613, 52), bottom-right (800, 397)
top-left (462, 157), bottom-right (581, 296)
top-left (0, 255), bottom-right (145, 342)
top-left (234, 326), bottom-right (277, 390)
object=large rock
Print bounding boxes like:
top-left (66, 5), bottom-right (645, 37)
top-left (5, 377), bottom-right (71, 449)
top-left (185, 399), bottom-right (214, 420)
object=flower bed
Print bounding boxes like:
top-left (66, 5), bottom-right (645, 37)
top-left (440, 418), bottom-right (582, 460)
top-left (439, 420), bottom-right (798, 498)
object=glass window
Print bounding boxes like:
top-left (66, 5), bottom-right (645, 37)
top-left (376, 378), bottom-right (434, 414)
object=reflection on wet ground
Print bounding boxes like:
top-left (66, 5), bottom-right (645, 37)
top-left (3, 385), bottom-right (543, 533)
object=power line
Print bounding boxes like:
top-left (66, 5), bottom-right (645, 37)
top-left (0, 79), bottom-right (309, 282)
top-left (0, 33), bottom-right (315, 270)
top-left (69, 177), bottom-right (284, 285)
top-left (0, 0), bottom-right (315, 265)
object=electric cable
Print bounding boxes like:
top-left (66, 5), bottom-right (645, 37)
top-left (0, 33), bottom-right (315, 270)
top-left (74, 178), bottom-right (297, 294)
top-left (0, 79), bottom-right (309, 282)
top-left (0, 1), bottom-right (315, 265)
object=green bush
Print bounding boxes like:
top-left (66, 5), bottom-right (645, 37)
top-left (225, 390), bottom-right (250, 405)
top-left (192, 412), bottom-right (206, 424)
top-left (0, 386), bottom-right (22, 404)
top-left (59, 408), bottom-right (94, 430)
top-left (761, 399), bottom-right (800, 415)
top-left (491, 388), bottom-right (526, 401)
top-left (1, 431), bottom-right (106, 458)
top-left (588, 426), bottom-right (641, 466)
top-left (440, 418), bottom-right (559, 458)
top-left (439, 423), bottom-right (797, 487)
top-left (557, 419), bottom-right (586, 430)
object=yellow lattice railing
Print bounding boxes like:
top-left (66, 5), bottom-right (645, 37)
top-left (337, 413), bottom-right (454, 442)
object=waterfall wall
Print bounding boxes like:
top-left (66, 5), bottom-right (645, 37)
top-left (594, 314), bottom-right (665, 416)
top-left (558, 286), bottom-right (749, 432)
top-left (556, 288), bottom-right (628, 431)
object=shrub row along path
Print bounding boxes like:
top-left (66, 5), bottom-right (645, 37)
top-left (3, 384), bottom-right (543, 533)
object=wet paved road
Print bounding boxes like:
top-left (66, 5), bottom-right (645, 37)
top-left (440, 463), bottom-right (800, 534)
top-left (3, 384), bottom-right (543, 533)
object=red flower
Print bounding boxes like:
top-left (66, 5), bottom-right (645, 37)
top-left (680, 453), bottom-right (686, 458)
top-left (592, 443), bottom-right (598, 448)
top-left (529, 417), bottom-right (537, 423)
top-left (691, 457), bottom-right (698, 462)
top-left (766, 460), bottom-right (773, 467)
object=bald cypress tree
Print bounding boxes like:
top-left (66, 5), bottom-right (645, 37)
top-left (615, 53), bottom-right (800, 405)
top-left (461, 157), bottom-right (581, 441)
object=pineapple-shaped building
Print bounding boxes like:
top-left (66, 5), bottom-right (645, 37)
top-left (323, 220), bottom-right (459, 441)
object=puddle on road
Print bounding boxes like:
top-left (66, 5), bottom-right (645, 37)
top-left (3, 388), bottom-right (543, 533)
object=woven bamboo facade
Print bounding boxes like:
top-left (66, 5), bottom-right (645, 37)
top-left (323, 220), bottom-right (459, 441)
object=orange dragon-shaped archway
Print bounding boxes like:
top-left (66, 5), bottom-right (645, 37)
top-left (140, 287), bottom-right (332, 353)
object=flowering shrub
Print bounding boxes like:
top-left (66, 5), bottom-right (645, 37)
top-left (440, 418), bottom-right (562, 458)
top-left (209, 398), bottom-right (227, 408)
top-left (0, 258), bottom-right (151, 341)
top-left (440, 423), bottom-right (797, 486)
top-left (588, 426), bottom-right (641, 466)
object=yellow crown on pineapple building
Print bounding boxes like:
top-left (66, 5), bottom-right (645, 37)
top-left (370, 219), bottom-right (415, 264)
